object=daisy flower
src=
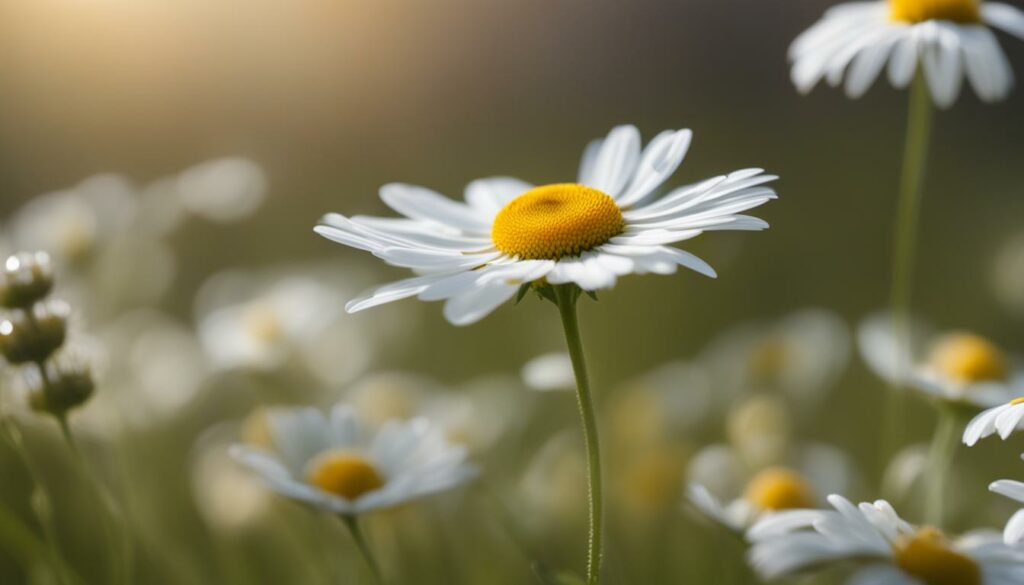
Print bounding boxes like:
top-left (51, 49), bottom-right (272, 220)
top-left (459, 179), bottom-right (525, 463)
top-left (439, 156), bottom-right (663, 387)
top-left (687, 441), bottom-right (855, 535)
top-left (790, 0), bottom-right (1024, 108)
top-left (747, 494), bottom-right (1024, 584)
top-left (230, 403), bottom-right (475, 516)
top-left (702, 309), bottom-right (850, 411)
top-left (859, 314), bottom-right (1024, 408)
top-left (990, 474), bottom-right (1024, 546)
top-left (315, 124), bottom-right (776, 326)
top-left (315, 124), bottom-right (775, 585)
top-left (231, 404), bottom-right (473, 581)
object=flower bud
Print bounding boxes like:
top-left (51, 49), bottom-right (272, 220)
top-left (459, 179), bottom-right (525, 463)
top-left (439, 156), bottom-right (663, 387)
top-left (24, 354), bottom-right (94, 416)
top-left (0, 252), bottom-right (54, 309)
top-left (0, 300), bottom-right (70, 364)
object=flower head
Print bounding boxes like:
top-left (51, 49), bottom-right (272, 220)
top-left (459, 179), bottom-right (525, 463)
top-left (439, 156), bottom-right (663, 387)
top-left (790, 1), bottom-right (1024, 107)
top-left (316, 125), bottom-right (776, 325)
top-left (859, 314), bottom-right (1024, 408)
top-left (230, 404), bottom-right (476, 515)
top-left (686, 441), bottom-right (854, 534)
top-left (747, 494), bottom-right (1024, 583)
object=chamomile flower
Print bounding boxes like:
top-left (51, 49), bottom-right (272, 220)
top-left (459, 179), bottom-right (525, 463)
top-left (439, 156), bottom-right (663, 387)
top-left (790, 0), bottom-right (1024, 107)
top-left (195, 265), bottom-right (389, 385)
top-left (702, 309), bottom-right (850, 410)
top-left (747, 494), bottom-right (1024, 584)
top-left (315, 125), bottom-right (777, 326)
top-left (990, 475), bottom-right (1024, 545)
top-left (687, 441), bottom-right (854, 534)
top-left (859, 313), bottom-right (1024, 408)
top-left (230, 404), bottom-right (476, 516)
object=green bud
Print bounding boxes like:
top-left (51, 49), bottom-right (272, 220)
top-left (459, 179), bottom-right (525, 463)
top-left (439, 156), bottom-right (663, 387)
top-left (24, 354), bottom-right (94, 416)
top-left (0, 252), bottom-right (54, 309)
top-left (0, 300), bottom-right (70, 364)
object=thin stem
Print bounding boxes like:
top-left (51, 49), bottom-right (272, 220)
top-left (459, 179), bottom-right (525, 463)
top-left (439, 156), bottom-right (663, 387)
top-left (0, 405), bottom-right (72, 584)
top-left (554, 285), bottom-right (604, 585)
top-left (342, 515), bottom-right (383, 585)
top-left (56, 415), bottom-right (133, 585)
top-left (882, 71), bottom-right (935, 457)
top-left (925, 405), bottom-right (958, 526)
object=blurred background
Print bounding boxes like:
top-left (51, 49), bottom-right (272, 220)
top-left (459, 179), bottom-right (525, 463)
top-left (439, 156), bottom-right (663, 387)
top-left (1, 0), bottom-right (1023, 583)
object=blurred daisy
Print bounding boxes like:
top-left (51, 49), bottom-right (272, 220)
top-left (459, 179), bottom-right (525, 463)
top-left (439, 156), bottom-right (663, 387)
top-left (609, 361), bottom-right (714, 449)
top-left (231, 404), bottom-right (476, 515)
top-left (176, 157), bottom-right (268, 223)
top-left (859, 313), bottom-right (1023, 408)
top-left (964, 398), bottom-right (1024, 446)
top-left (703, 309), bottom-right (850, 409)
top-left (521, 352), bottom-right (575, 392)
top-left (8, 174), bottom-right (137, 265)
top-left (687, 441), bottom-right (855, 534)
top-left (316, 125), bottom-right (776, 326)
top-left (423, 375), bottom-right (531, 456)
top-left (79, 310), bottom-right (209, 436)
top-left (990, 474), bottom-right (1024, 546)
top-left (790, 0), bottom-right (1024, 107)
top-left (196, 265), bottom-right (387, 385)
top-left (748, 494), bottom-right (1024, 584)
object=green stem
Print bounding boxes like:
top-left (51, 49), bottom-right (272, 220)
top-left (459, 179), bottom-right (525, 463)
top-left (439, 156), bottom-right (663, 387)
top-left (882, 71), bottom-right (934, 458)
top-left (554, 285), bottom-right (604, 585)
top-left (342, 515), bottom-right (383, 585)
top-left (925, 406), bottom-right (958, 526)
top-left (56, 415), bottom-right (133, 585)
top-left (0, 408), bottom-right (72, 584)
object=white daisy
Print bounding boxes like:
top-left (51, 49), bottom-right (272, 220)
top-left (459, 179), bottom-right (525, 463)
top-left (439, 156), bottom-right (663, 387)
top-left (748, 494), bottom-right (1024, 584)
top-left (790, 0), bottom-right (1024, 108)
top-left (859, 313), bottom-right (1024, 408)
top-left (315, 125), bottom-right (777, 326)
top-left (964, 398), bottom-right (1024, 446)
top-left (230, 404), bottom-right (476, 516)
top-left (702, 309), bottom-right (851, 409)
top-left (990, 475), bottom-right (1024, 546)
top-left (687, 441), bottom-right (855, 534)
top-left (195, 266), bottom-right (388, 385)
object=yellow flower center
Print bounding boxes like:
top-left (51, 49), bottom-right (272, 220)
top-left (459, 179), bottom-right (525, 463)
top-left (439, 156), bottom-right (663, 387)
top-left (304, 450), bottom-right (385, 500)
top-left (744, 467), bottom-right (816, 511)
top-left (244, 304), bottom-right (284, 344)
top-left (894, 528), bottom-right (981, 585)
top-left (890, 0), bottom-right (981, 23)
top-left (928, 332), bottom-right (1008, 383)
top-left (491, 184), bottom-right (624, 260)
top-left (749, 338), bottom-right (791, 382)
top-left (1011, 397), bottom-right (1024, 406)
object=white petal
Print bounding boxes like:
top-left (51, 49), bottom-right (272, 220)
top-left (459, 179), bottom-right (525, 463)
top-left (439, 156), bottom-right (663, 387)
top-left (464, 177), bottom-right (533, 215)
top-left (921, 23), bottom-right (965, 108)
top-left (615, 129), bottom-right (693, 208)
top-left (1005, 509), bottom-right (1024, 545)
top-left (984, 3), bottom-right (1024, 40)
top-left (888, 32), bottom-right (920, 88)
top-left (380, 183), bottom-right (491, 233)
top-left (579, 125), bottom-right (642, 197)
top-left (442, 283), bottom-right (518, 326)
top-left (991, 479), bottom-right (1024, 504)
